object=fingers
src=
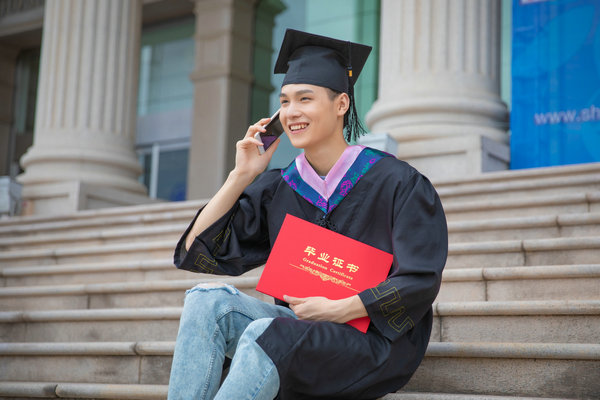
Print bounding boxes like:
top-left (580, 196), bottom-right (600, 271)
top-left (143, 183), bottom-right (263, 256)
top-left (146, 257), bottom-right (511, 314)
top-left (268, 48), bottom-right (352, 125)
top-left (243, 118), bottom-right (271, 139)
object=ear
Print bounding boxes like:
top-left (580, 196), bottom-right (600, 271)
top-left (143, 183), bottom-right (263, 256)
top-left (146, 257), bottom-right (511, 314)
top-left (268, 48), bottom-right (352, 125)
top-left (336, 92), bottom-right (350, 117)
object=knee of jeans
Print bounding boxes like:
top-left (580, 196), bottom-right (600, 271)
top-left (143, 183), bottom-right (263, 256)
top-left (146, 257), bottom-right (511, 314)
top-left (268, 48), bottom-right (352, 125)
top-left (240, 318), bottom-right (274, 342)
top-left (181, 283), bottom-right (240, 318)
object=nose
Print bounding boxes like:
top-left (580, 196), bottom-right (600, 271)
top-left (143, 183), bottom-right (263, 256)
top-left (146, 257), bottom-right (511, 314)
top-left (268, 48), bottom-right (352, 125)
top-left (284, 101), bottom-right (302, 120)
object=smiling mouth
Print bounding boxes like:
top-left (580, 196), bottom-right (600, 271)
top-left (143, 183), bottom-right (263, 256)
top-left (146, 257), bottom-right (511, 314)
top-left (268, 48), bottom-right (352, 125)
top-left (289, 123), bottom-right (308, 132)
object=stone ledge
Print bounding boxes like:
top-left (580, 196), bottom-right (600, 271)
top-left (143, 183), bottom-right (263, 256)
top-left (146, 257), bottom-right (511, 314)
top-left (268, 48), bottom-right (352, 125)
top-left (433, 161), bottom-right (600, 187)
top-left (445, 263), bottom-right (600, 282)
top-left (0, 276), bottom-right (260, 298)
top-left (1, 259), bottom-right (174, 278)
top-left (0, 307), bottom-right (183, 323)
top-left (437, 173), bottom-right (600, 200)
top-left (425, 342), bottom-right (600, 360)
top-left (0, 382), bottom-right (167, 399)
top-left (0, 209), bottom-right (194, 237)
top-left (0, 239), bottom-right (175, 263)
top-left (434, 300), bottom-right (600, 316)
top-left (2, 341), bottom-right (597, 361)
top-left (384, 392), bottom-right (577, 400)
top-left (0, 199), bottom-right (206, 228)
top-left (0, 224), bottom-right (185, 249)
top-left (443, 191), bottom-right (590, 213)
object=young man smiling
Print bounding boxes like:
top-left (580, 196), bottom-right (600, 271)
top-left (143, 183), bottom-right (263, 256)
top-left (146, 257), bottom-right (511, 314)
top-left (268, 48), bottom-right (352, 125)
top-left (168, 29), bottom-right (448, 400)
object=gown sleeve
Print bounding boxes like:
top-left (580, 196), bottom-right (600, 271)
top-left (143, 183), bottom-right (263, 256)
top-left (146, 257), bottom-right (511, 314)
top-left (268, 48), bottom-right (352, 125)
top-left (358, 172), bottom-right (448, 342)
top-left (173, 170), bottom-right (280, 276)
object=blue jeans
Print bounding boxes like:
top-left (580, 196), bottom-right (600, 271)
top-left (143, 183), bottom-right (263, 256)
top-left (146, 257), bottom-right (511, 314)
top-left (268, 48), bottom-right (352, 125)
top-left (167, 283), bottom-right (297, 400)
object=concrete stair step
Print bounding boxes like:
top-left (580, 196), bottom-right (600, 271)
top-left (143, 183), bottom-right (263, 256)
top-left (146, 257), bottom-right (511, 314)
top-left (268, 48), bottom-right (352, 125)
top-left (0, 341), bottom-right (174, 385)
top-left (0, 276), bottom-right (265, 311)
top-left (1, 263), bottom-right (596, 311)
top-left (0, 200), bottom-right (204, 231)
top-left (384, 393), bottom-right (578, 400)
top-left (444, 191), bottom-right (599, 221)
top-left (0, 307), bottom-right (182, 342)
top-left (0, 259), bottom-right (209, 287)
top-left (2, 209), bottom-right (598, 252)
top-left (405, 342), bottom-right (600, 399)
top-left (1, 235), bottom-right (598, 270)
top-left (446, 236), bottom-right (600, 268)
top-left (448, 212), bottom-right (600, 242)
top-left (434, 162), bottom-right (600, 203)
top-left (0, 382), bottom-right (167, 400)
top-left (438, 264), bottom-right (600, 302)
top-left (1, 341), bottom-right (597, 398)
top-left (0, 384), bottom-right (578, 400)
top-left (2, 300), bottom-right (597, 344)
top-left (431, 300), bottom-right (600, 344)
top-left (0, 224), bottom-right (185, 252)
top-left (0, 240), bottom-right (176, 267)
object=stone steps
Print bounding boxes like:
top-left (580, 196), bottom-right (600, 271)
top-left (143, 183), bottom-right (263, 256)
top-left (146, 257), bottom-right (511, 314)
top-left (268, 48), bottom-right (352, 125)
top-left (431, 300), bottom-right (600, 344)
top-left (444, 191), bottom-right (599, 221)
top-left (2, 300), bottom-right (597, 344)
top-left (1, 209), bottom-right (598, 253)
top-left (0, 341), bottom-right (174, 385)
top-left (0, 224), bottom-right (185, 252)
top-left (0, 276), bottom-right (265, 311)
top-left (434, 161), bottom-right (600, 203)
top-left (2, 265), bottom-right (597, 311)
top-left (405, 342), bottom-right (600, 399)
top-left (447, 212), bottom-right (600, 242)
top-left (386, 394), bottom-right (577, 400)
top-left (0, 384), bottom-right (577, 400)
top-left (0, 259), bottom-right (201, 287)
top-left (445, 236), bottom-right (600, 268)
top-left (1, 234), bottom-right (598, 270)
top-left (0, 382), bottom-right (167, 400)
top-left (438, 265), bottom-right (600, 302)
top-left (0, 341), bottom-right (597, 398)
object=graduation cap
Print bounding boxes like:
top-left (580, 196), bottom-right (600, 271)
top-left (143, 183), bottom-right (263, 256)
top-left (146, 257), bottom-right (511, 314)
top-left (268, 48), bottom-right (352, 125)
top-left (274, 29), bottom-right (373, 142)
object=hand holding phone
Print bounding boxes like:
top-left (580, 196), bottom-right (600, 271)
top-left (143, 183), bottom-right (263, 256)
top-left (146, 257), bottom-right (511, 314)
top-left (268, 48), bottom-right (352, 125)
top-left (254, 110), bottom-right (284, 154)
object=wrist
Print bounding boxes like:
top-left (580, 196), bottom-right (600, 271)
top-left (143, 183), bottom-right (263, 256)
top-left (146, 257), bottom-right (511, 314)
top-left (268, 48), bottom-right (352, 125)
top-left (228, 168), bottom-right (256, 186)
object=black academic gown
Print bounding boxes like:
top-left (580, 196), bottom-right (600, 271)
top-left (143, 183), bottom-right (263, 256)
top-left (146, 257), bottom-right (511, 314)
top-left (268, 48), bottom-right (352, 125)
top-left (174, 149), bottom-right (448, 400)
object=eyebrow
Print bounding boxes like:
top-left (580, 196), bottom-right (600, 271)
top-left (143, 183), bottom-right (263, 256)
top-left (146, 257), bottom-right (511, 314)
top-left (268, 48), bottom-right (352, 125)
top-left (279, 89), bottom-right (315, 98)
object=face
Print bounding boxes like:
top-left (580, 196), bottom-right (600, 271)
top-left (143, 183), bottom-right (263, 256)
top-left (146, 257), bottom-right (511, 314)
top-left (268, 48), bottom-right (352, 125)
top-left (279, 84), bottom-right (349, 151)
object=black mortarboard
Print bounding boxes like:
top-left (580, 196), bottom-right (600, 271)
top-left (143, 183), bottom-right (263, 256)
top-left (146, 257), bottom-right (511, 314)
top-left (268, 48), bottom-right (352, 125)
top-left (274, 29), bottom-right (373, 142)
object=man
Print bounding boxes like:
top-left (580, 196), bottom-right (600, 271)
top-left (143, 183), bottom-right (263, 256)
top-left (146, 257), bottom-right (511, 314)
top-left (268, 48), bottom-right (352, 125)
top-left (168, 29), bottom-right (448, 400)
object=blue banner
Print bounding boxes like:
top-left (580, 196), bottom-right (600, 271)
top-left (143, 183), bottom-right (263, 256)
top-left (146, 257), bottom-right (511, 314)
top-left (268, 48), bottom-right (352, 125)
top-left (511, 0), bottom-right (600, 169)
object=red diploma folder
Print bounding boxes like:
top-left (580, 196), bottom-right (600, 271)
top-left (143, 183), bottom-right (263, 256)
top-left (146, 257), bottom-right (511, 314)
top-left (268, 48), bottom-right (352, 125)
top-left (256, 214), bottom-right (393, 333)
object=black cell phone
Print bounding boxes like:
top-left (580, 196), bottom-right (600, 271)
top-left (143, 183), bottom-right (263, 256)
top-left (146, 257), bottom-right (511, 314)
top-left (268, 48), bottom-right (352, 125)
top-left (255, 110), bottom-right (284, 154)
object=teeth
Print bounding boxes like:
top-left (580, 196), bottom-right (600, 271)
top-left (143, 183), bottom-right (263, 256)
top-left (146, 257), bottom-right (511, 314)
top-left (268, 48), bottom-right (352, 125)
top-left (290, 124), bottom-right (308, 131)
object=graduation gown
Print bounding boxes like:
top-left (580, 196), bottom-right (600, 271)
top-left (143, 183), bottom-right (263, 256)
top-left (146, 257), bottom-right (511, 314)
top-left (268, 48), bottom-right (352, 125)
top-left (174, 147), bottom-right (448, 400)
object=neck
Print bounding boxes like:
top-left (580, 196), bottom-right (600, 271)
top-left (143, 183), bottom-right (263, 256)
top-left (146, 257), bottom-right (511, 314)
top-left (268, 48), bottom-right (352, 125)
top-left (304, 135), bottom-right (349, 176)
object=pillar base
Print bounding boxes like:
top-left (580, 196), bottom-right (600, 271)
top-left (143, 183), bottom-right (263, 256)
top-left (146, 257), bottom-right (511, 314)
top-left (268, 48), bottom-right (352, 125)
top-left (20, 181), bottom-right (160, 216)
top-left (396, 135), bottom-right (510, 180)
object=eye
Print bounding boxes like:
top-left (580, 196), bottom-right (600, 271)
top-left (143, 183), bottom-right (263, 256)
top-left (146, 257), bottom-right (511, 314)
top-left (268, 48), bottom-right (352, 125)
top-left (300, 96), bottom-right (311, 101)
top-left (280, 99), bottom-right (289, 106)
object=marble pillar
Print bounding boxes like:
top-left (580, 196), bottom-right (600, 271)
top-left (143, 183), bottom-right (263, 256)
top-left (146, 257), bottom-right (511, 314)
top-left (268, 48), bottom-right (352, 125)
top-left (367, 0), bottom-right (509, 179)
top-left (187, 0), bottom-right (257, 200)
top-left (18, 0), bottom-right (151, 215)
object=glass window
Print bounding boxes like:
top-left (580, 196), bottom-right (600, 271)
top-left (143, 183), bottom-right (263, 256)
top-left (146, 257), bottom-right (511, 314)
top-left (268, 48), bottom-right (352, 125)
top-left (136, 17), bottom-right (195, 200)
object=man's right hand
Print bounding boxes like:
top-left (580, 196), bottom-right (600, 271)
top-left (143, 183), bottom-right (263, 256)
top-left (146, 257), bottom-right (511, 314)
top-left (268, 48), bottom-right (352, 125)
top-left (233, 118), bottom-right (281, 182)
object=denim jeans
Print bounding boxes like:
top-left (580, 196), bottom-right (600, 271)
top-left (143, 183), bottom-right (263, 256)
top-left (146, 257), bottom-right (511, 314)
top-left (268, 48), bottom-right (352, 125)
top-left (167, 283), bottom-right (297, 400)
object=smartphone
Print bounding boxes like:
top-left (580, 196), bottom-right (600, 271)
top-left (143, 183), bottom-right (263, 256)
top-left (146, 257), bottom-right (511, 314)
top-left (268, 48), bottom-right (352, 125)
top-left (254, 110), bottom-right (284, 154)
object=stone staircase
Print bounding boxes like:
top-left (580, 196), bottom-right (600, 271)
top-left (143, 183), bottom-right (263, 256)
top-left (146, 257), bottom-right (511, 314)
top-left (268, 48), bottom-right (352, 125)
top-left (0, 162), bottom-right (599, 399)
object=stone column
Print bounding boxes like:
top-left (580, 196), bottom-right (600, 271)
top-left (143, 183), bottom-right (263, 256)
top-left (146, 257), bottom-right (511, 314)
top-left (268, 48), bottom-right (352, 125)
top-left (366, 0), bottom-right (509, 179)
top-left (18, 0), bottom-right (149, 215)
top-left (187, 0), bottom-right (257, 200)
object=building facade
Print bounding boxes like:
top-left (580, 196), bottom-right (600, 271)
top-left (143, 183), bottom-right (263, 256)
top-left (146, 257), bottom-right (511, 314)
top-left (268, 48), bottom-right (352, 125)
top-left (0, 0), bottom-right (509, 215)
